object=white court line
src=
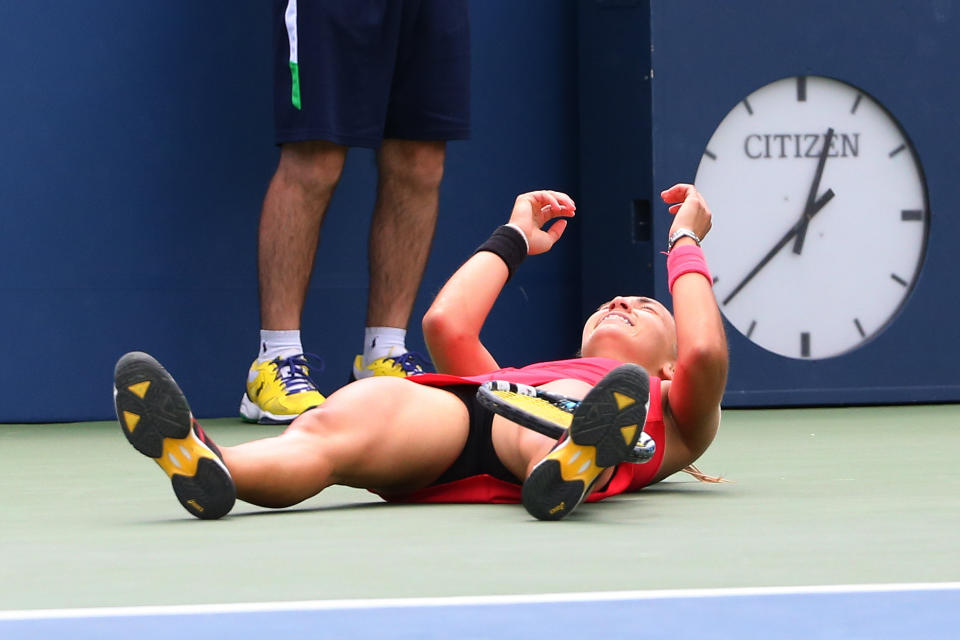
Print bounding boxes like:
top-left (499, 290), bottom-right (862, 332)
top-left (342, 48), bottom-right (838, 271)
top-left (2, 582), bottom-right (959, 621)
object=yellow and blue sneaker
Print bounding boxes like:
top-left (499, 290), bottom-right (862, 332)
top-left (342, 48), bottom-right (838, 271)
top-left (351, 351), bottom-right (432, 380)
top-left (240, 354), bottom-right (326, 424)
top-left (114, 351), bottom-right (236, 520)
top-left (521, 363), bottom-right (650, 521)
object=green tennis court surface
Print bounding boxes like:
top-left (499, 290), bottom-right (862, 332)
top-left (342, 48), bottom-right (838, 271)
top-left (2, 404), bottom-right (958, 612)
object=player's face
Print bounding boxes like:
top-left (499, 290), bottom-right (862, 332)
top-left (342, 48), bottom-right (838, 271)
top-left (580, 296), bottom-right (677, 368)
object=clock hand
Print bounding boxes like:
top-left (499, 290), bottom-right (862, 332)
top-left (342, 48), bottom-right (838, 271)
top-left (722, 188), bottom-right (835, 306)
top-left (792, 127), bottom-right (835, 255)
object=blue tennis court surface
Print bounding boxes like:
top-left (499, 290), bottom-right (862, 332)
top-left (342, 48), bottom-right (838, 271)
top-left (3, 583), bottom-right (958, 639)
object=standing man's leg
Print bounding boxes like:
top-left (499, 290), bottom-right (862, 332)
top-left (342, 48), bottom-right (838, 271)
top-left (352, 0), bottom-right (471, 379)
top-left (353, 140), bottom-right (446, 378)
top-left (245, 0), bottom-right (402, 423)
top-left (240, 141), bottom-right (345, 425)
top-left (258, 142), bottom-right (346, 332)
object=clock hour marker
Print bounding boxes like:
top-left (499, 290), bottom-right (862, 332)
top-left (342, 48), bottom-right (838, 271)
top-left (888, 143), bottom-right (906, 158)
top-left (851, 93), bottom-right (863, 114)
top-left (901, 209), bottom-right (923, 221)
top-left (712, 275), bottom-right (719, 284)
top-left (703, 149), bottom-right (717, 160)
top-left (891, 273), bottom-right (908, 287)
top-left (743, 98), bottom-right (753, 115)
top-left (854, 318), bottom-right (866, 338)
top-left (796, 76), bottom-right (807, 102)
top-left (746, 320), bottom-right (756, 339)
top-left (800, 332), bottom-right (810, 358)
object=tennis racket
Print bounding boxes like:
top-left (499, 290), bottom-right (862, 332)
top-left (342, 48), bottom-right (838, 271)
top-left (476, 380), bottom-right (656, 464)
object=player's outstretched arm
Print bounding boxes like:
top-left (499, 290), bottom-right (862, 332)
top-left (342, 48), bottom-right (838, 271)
top-left (659, 184), bottom-right (728, 469)
top-left (423, 190), bottom-right (576, 376)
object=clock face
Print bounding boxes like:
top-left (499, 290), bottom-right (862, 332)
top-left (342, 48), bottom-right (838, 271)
top-left (694, 75), bottom-right (929, 360)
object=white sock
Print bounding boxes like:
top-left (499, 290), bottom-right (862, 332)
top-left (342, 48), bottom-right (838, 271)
top-left (258, 330), bottom-right (303, 363)
top-left (363, 327), bottom-right (407, 364)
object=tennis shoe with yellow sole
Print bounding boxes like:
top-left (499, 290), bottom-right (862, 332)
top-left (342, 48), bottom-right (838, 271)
top-left (240, 354), bottom-right (326, 424)
top-left (114, 351), bottom-right (235, 520)
top-left (351, 351), bottom-right (432, 380)
top-left (522, 363), bottom-right (650, 521)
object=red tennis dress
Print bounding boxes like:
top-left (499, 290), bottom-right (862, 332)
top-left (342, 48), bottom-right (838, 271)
top-left (378, 357), bottom-right (665, 504)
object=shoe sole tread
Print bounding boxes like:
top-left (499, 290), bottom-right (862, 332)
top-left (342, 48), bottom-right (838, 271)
top-left (522, 364), bottom-right (650, 521)
top-left (115, 351), bottom-right (235, 519)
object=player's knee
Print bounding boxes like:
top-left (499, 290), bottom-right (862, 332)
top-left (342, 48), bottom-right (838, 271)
top-left (286, 377), bottom-right (408, 445)
top-left (285, 405), bottom-right (343, 440)
top-left (284, 403), bottom-right (380, 474)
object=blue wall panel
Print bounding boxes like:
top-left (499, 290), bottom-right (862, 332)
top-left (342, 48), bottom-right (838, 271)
top-left (0, 1), bottom-right (581, 422)
top-left (576, 1), bottom-right (655, 320)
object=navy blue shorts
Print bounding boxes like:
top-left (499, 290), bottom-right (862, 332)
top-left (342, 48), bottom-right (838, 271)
top-left (273, 0), bottom-right (470, 148)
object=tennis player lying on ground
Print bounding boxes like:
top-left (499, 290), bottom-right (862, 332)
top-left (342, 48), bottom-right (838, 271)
top-left (113, 183), bottom-right (727, 521)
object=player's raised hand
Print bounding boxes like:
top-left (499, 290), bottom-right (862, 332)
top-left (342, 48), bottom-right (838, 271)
top-left (508, 190), bottom-right (576, 255)
top-left (661, 183), bottom-right (713, 242)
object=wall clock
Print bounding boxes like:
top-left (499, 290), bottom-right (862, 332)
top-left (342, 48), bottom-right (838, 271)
top-left (693, 75), bottom-right (929, 360)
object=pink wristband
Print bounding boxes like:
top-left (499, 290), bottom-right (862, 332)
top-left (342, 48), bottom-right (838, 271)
top-left (667, 245), bottom-right (713, 294)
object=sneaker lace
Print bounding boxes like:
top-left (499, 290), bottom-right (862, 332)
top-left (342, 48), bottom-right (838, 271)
top-left (271, 353), bottom-right (324, 394)
top-left (387, 351), bottom-right (433, 375)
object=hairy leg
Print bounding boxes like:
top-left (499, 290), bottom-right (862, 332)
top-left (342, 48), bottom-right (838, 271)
top-left (259, 140), bottom-right (348, 330)
top-left (366, 139), bottom-right (446, 329)
top-left (221, 377), bottom-right (469, 508)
